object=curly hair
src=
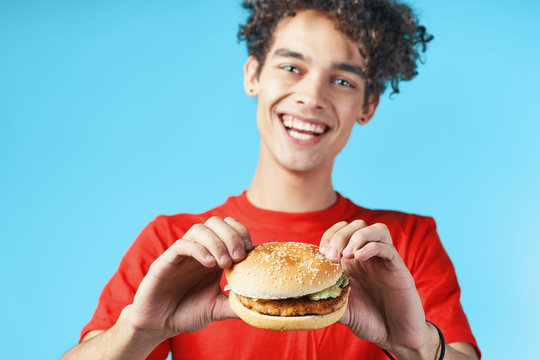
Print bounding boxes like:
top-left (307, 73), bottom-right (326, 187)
top-left (238, 0), bottom-right (433, 103)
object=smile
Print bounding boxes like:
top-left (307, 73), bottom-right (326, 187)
top-left (280, 114), bottom-right (329, 141)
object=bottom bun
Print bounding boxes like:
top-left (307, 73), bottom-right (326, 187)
top-left (228, 289), bottom-right (349, 331)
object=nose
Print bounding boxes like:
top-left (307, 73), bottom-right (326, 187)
top-left (294, 74), bottom-right (327, 112)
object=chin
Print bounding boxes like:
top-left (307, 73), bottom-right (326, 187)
top-left (277, 152), bottom-right (330, 173)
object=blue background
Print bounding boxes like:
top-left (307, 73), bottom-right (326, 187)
top-left (1, 0), bottom-right (538, 358)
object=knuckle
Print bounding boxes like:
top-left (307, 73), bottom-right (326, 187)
top-left (173, 238), bottom-right (186, 247)
top-left (205, 216), bottom-right (222, 225)
top-left (349, 237), bottom-right (367, 252)
top-left (321, 229), bottom-right (333, 241)
top-left (224, 217), bottom-right (250, 236)
top-left (332, 231), bottom-right (349, 245)
top-left (351, 219), bottom-right (367, 227)
top-left (336, 220), bottom-right (349, 227)
top-left (189, 223), bottom-right (206, 234)
top-left (224, 216), bottom-right (237, 223)
top-left (374, 222), bottom-right (389, 232)
top-left (351, 230), bottom-right (367, 243)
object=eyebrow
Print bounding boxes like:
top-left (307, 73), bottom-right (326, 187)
top-left (273, 48), bottom-right (307, 61)
top-left (335, 63), bottom-right (366, 79)
top-left (272, 48), bottom-right (366, 78)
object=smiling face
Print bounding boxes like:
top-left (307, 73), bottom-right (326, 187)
top-left (245, 10), bottom-right (379, 174)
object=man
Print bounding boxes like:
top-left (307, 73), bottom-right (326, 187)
top-left (62, 1), bottom-right (480, 359)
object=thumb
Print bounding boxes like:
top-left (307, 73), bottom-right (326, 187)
top-left (212, 293), bottom-right (238, 321)
top-left (337, 305), bottom-right (351, 326)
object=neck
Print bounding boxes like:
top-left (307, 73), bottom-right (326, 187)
top-left (247, 149), bottom-right (337, 213)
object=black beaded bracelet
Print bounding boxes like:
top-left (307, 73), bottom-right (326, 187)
top-left (429, 320), bottom-right (446, 359)
top-left (381, 320), bottom-right (446, 360)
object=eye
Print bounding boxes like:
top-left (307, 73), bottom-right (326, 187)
top-left (281, 65), bottom-right (300, 74)
top-left (334, 78), bottom-right (356, 89)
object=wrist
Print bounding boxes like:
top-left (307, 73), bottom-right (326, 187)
top-left (383, 321), bottom-right (442, 360)
top-left (118, 305), bottom-right (170, 348)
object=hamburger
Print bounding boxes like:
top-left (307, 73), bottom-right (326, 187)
top-left (224, 242), bottom-right (350, 331)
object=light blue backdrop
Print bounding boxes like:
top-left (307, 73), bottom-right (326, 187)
top-left (1, 1), bottom-right (538, 359)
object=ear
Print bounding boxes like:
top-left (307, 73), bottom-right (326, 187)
top-left (357, 95), bottom-right (380, 125)
top-left (243, 56), bottom-right (260, 97)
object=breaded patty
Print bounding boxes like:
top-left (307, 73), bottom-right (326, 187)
top-left (237, 285), bottom-right (350, 317)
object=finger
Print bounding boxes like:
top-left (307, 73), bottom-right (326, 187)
top-left (184, 223), bottom-right (232, 269)
top-left (148, 239), bottom-right (217, 282)
top-left (320, 221), bottom-right (348, 253)
top-left (324, 220), bottom-right (368, 262)
top-left (224, 216), bottom-right (253, 251)
top-left (343, 222), bottom-right (392, 258)
top-left (205, 216), bottom-right (247, 262)
top-left (212, 293), bottom-right (239, 322)
top-left (353, 241), bottom-right (401, 269)
top-left (172, 239), bottom-right (217, 268)
top-left (342, 223), bottom-right (392, 259)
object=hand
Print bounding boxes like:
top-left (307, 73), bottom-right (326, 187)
top-left (126, 216), bottom-right (252, 339)
top-left (319, 220), bottom-right (434, 357)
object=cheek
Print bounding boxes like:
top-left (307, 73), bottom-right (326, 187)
top-left (262, 81), bottom-right (290, 103)
top-left (337, 105), bottom-right (362, 128)
top-left (259, 70), bottom-right (295, 101)
top-left (333, 106), bottom-right (360, 148)
top-left (256, 86), bottom-right (291, 126)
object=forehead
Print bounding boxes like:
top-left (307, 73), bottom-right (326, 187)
top-left (268, 10), bottom-right (364, 66)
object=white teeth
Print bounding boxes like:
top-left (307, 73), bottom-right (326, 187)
top-left (282, 114), bottom-right (325, 134)
top-left (288, 130), bottom-right (315, 141)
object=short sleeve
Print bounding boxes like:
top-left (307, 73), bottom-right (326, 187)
top-left (79, 216), bottom-right (175, 359)
top-left (407, 217), bottom-right (480, 357)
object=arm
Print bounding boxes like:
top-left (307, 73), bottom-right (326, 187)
top-left (61, 216), bottom-right (252, 360)
top-left (387, 325), bottom-right (478, 359)
top-left (61, 307), bottom-right (166, 360)
top-left (319, 220), bottom-right (478, 360)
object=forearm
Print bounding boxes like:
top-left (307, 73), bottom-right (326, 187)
top-left (388, 323), bottom-right (478, 360)
top-left (388, 343), bottom-right (477, 360)
top-left (61, 305), bottom-right (167, 360)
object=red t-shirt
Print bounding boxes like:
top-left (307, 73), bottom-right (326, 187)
top-left (81, 192), bottom-right (480, 359)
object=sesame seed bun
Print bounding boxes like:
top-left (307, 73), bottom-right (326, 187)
top-left (225, 242), bottom-right (342, 299)
top-left (225, 242), bottom-right (349, 331)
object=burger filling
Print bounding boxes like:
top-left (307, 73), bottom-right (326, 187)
top-left (235, 274), bottom-right (350, 317)
top-left (308, 273), bottom-right (350, 300)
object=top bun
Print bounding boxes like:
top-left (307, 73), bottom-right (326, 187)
top-left (225, 242), bottom-right (342, 299)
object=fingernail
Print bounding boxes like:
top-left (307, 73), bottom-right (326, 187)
top-left (220, 254), bottom-right (230, 264)
top-left (205, 254), bottom-right (215, 265)
top-left (232, 247), bottom-right (245, 259)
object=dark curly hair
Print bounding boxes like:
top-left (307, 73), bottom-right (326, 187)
top-left (238, 0), bottom-right (433, 103)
